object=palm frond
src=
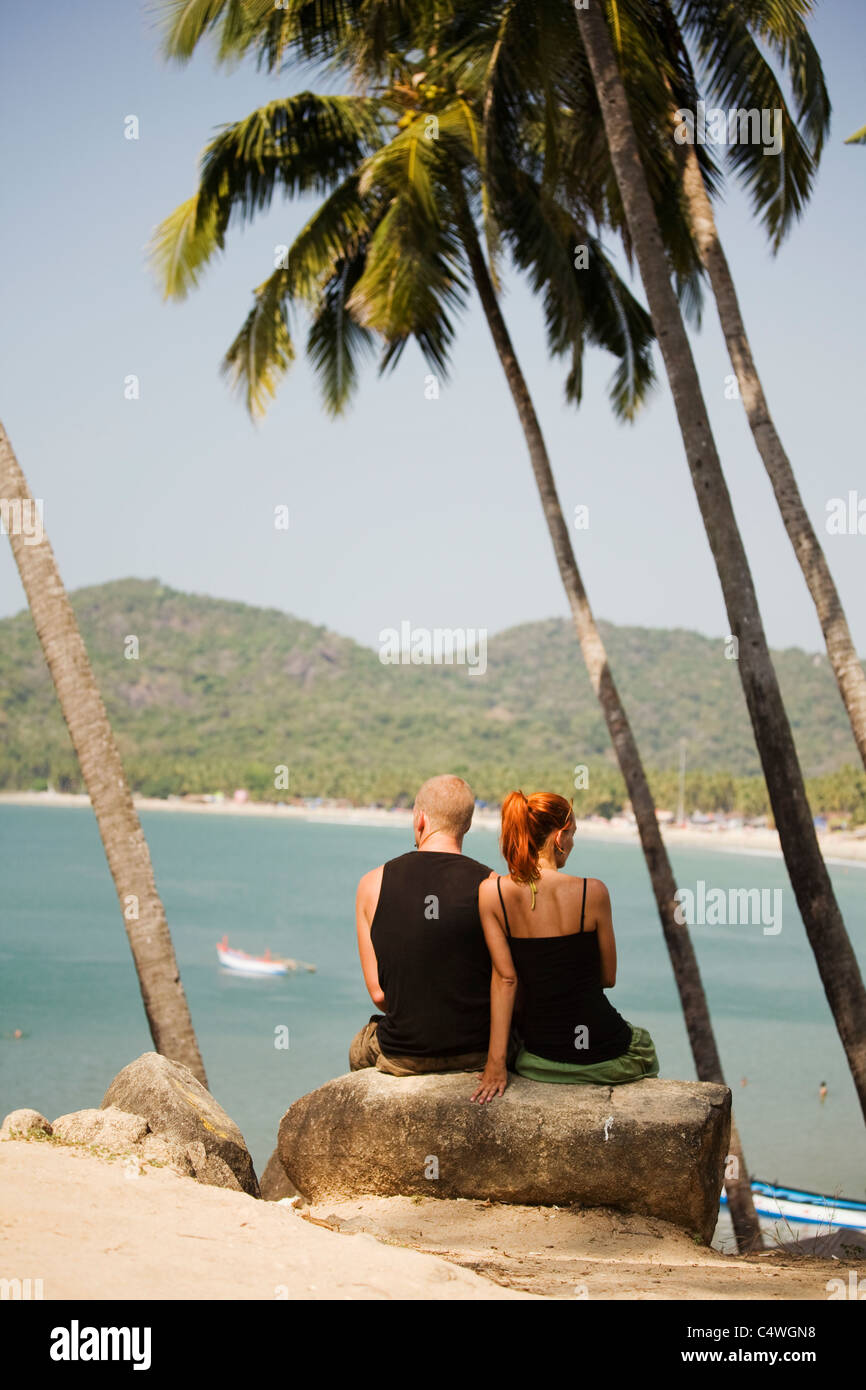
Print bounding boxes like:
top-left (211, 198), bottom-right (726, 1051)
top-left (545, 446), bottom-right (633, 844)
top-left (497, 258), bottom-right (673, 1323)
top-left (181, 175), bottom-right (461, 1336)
top-left (672, 0), bottom-right (830, 247)
top-left (149, 193), bottom-right (227, 300)
top-left (157, 0), bottom-right (443, 81)
top-left (307, 249), bottom-right (377, 414)
top-left (495, 167), bottom-right (656, 418)
top-left (731, 0), bottom-right (830, 157)
top-left (156, 0), bottom-right (247, 62)
top-left (220, 267), bottom-right (296, 417)
top-left (358, 115), bottom-right (441, 223)
top-left (287, 173), bottom-right (380, 299)
top-left (197, 93), bottom-right (386, 234)
top-left (348, 194), bottom-right (468, 376)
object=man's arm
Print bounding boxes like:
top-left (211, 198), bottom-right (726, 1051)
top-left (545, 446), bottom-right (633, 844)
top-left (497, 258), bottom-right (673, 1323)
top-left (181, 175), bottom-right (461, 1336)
top-left (355, 866), bottom-right (385, 1008)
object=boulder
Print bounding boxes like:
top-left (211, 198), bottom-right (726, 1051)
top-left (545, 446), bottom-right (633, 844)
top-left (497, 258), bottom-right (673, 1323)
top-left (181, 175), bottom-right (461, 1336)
top-left (51, 1106), bottom-right (149, 1148)
top-left (260, 1146), bottom-right (300, 1202)
top-left (138, 1133), bottom-right (196, 1178)
top-left (101, 1052), bottom-right (260, 1197)
top-left (279, 1071), bottom-right (730, 1243)
top-left (49, 1106), bottom-right (194, 1178)
top-left (0, 1108), bottom-right (53, 1140)
top-left (185, 1140), bottom-right (244, 1192)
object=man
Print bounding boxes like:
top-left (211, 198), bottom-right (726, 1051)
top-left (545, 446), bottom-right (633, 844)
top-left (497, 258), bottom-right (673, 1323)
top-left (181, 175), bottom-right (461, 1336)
top-left (350, 774), bottom-right (503, 1076)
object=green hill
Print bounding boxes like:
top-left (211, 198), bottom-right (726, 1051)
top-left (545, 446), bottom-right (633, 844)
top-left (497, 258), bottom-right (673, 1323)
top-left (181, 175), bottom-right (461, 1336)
top-left (1, 578), bottom-right (863, 816)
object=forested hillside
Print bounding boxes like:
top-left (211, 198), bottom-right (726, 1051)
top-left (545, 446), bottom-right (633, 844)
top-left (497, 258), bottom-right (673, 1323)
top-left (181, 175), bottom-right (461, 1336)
top-left (1, 578), bottom-right (863, 817)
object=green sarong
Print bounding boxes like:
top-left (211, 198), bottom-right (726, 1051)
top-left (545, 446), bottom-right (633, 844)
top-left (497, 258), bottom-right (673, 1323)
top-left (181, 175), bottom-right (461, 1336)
top-left (515, 1022), bottom-right (659, 1085)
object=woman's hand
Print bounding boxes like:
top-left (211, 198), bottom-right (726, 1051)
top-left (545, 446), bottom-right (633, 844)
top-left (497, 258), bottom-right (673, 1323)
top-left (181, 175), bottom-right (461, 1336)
top-left (471, 1061), bottom-right (508, 1103)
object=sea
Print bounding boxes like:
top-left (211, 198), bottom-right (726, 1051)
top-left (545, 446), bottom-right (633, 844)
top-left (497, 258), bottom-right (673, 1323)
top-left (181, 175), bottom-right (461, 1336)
top-left (2, 804), bottom-right (864, 1247)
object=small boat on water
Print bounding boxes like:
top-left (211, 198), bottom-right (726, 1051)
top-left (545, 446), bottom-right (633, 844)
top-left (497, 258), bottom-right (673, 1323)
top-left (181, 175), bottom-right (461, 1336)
top-left (217, 936), bottom-right (288, 976)
top-left (721, 1178), bottom-right (866, 1231)
top-left (216, 935), bottom-right (316, 976)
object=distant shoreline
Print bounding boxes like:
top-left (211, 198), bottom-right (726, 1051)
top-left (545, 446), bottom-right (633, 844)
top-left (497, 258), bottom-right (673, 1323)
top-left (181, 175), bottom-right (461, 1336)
top-left (3, 790), bottom-right (865, 865)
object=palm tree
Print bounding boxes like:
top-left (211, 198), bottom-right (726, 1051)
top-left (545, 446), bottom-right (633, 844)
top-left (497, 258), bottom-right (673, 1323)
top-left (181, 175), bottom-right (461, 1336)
top-left (149, 29), bottom-right (762, 1246)
top-left (572, 0), bottom-right (866, 1119)
top-left (465, 0), bottom-right (866, 773)
top-left (657, 0), bottom-right (866, 772)
top-left (0, 422), bottom-right (207, 1086)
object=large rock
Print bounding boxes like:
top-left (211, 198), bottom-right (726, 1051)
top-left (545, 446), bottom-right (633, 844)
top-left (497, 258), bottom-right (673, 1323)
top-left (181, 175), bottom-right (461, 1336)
top-left (279, 1072), bottom-right (730, 1243)
top-left (102, 1052), bottom-right (260, 1197)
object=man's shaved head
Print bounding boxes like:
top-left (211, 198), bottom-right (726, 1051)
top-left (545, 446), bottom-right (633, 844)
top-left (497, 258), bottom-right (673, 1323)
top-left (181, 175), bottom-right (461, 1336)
top-left (414, 775), bottom-right (476, 840)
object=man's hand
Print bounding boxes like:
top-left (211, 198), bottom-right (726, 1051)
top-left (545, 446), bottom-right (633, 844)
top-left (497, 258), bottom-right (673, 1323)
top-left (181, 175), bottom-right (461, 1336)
top-left (471, 1061), bottom-right (508, 1103)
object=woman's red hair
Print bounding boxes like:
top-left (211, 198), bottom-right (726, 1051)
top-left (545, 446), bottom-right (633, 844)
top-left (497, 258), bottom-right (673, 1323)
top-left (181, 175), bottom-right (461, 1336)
top-left (500, 790), bottom-right (574, 883)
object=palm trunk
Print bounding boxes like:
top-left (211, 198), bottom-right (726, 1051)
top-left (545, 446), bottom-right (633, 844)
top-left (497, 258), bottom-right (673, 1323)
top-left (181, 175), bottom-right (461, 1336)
top-left (453, 186), bottom-right (761, 1250)
top-left (0, 421), bottom-right (207, 1086)
top-left (575, 0), bottom-right (866, 1118)
top-left (679, 143), bottom-right (866, 772)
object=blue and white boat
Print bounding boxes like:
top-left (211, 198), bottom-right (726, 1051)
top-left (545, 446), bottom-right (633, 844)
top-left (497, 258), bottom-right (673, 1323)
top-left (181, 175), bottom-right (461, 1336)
top-left (721, 1178), bottom-right (866, 1231)
top-left (216, 935), bottom-right (289, 977)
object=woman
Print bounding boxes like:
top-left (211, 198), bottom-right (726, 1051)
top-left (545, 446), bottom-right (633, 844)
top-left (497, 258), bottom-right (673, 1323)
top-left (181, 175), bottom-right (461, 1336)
top-left (471, 790), bottom-right (659, 1102)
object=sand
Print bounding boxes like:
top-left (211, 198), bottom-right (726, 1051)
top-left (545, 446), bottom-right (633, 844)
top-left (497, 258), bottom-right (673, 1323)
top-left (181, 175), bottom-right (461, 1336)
top-left (1, 1139), bottom-right (856, 1301)
top-left (301, 1196), bottom-right (860, 1300)
top-left (0, 1140), bottom-right (530, 1301)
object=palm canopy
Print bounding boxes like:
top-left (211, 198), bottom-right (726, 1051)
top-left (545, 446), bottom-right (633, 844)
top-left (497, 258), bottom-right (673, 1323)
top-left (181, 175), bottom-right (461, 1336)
top-left (432, 0), bottom-right (829, 258)
top-left (669, 0), bottom-right (829, 247)
top-left (150, 63), bottom-right (656, 419)
top-left (151, 0), bottom-right (831, 420)
top-left (156, 0), bottom-right (830, 254)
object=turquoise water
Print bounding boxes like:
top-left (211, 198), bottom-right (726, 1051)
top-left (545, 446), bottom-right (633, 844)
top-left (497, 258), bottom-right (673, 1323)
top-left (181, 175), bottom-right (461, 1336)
top-left (1, 804), bottom-right (865, 1209)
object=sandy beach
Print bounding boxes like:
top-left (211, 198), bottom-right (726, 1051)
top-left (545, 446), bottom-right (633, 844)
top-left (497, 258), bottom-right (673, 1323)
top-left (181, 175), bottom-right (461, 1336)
top-left (0, 1139), bottom-right (528, 1301)
top-left (1, 1137), bottom-right (857, 1301)
top-left (3, 789), bottom-right (865, 865)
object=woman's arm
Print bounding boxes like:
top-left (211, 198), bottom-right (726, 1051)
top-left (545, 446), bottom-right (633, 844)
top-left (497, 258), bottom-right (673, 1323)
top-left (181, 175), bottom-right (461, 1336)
top-left (590, 878), bottom-right (618, 989)
top-left (471, 879), bottom-right (518, 1102)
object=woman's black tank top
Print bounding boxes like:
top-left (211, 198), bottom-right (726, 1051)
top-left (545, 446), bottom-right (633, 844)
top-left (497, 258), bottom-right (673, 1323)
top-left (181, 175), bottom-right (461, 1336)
top-left (497, 876), bottom-right (632, 1064)
top-left (371, 851), bottom-right (493, 1057)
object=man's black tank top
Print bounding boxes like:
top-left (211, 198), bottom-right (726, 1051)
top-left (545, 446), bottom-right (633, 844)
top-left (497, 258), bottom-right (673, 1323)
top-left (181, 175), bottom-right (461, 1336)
top-left (371, 851), bottom-right (493, 1057)
top-left (497, 876), bottom-right (633, 1064)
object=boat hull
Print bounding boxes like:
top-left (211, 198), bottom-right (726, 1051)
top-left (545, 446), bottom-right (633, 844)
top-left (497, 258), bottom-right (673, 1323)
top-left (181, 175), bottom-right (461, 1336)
top-left (217, 948), bottom-right (288, 977)
top-left (721, 1180), bottom-right (866, 1232)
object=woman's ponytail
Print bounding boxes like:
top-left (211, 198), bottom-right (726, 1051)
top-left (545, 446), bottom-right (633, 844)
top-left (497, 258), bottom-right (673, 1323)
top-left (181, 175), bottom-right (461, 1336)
top-left (500, 789), bottom-right (573, 884)
top-left (500, 790), bottom-right (536, 884)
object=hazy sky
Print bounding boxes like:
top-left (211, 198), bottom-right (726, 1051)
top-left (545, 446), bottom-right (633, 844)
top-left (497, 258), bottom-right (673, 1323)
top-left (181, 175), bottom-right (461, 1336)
top-left (1, 0), bottom-right (864, 655)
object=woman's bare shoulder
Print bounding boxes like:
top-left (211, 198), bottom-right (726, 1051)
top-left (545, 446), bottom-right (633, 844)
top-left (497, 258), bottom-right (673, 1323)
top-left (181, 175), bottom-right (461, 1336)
top-left (559, 871), bottom-right (607, 889)
top-left (584, 876), bottom-right (610, 897)
top-left (561, 874), bottom-right (610, 902)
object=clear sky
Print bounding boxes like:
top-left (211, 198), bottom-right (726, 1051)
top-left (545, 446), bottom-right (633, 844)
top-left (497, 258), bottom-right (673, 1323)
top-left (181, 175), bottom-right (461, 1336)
top-left (1, 0), bottom-right (863, 655)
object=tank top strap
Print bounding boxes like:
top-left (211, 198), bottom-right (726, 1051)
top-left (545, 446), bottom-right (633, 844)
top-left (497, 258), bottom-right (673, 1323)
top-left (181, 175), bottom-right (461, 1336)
top-left (496, 875), bottom-right (512, 937)
top-left (580, 876), bottom-right (587, 932)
